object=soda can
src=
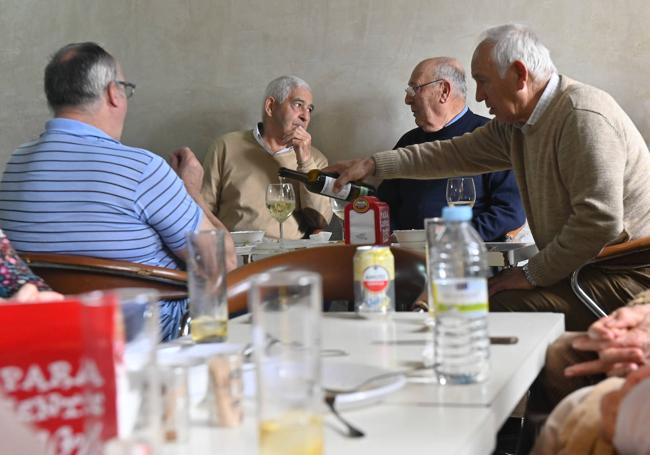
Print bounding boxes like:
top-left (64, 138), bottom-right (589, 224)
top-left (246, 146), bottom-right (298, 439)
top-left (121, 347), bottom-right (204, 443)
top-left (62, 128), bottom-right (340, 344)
top-left (354, 246), bottom-right (395, 316)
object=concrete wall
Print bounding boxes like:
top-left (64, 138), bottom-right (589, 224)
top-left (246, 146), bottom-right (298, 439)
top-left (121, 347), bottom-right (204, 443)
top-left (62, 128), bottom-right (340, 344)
top-left (1, 0), bottom-right (649, 171)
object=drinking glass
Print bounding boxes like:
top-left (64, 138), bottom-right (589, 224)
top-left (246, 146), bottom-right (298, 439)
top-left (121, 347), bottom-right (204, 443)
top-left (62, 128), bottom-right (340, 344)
top-left (250, 271), bottom-right (323, 455)
top-left (81, 289), bottom-right (161, 451)
top-left (445, 177), bottom-right (476, 207)
top-left (266, 183), bottom-right (296, 246)
top-left (330, 197), bottom-right (346, 222)
top-left (186, 229), bottom-right (228, 343)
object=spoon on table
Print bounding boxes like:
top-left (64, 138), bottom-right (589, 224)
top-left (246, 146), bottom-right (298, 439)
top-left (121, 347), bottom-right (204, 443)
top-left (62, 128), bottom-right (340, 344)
top-left (323, 392), bottom-right (365, 438)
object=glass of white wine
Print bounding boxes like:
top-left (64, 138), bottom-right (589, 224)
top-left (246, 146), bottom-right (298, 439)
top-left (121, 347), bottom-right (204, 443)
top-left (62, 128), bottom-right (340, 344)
top-left (446, 177), bottom-right (476, 207)
top-left (266, 183), bottom-right (296, 246)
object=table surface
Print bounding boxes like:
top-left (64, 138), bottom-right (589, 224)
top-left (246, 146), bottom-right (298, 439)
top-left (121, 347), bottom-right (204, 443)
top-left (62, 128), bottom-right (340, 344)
top-left (163, 312), bottom-right (563, 455)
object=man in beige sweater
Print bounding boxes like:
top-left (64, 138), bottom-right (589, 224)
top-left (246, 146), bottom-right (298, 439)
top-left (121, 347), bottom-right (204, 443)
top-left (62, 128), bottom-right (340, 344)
top-left (327, 24), bottom-right (650, 330)
top-left (201, 76), bottom-right (332, 239)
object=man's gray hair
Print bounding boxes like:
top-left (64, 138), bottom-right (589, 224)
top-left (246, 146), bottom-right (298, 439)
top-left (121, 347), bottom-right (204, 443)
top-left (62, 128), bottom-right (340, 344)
top-left (431, 58), bottom-right (467, 101)
top-left (264, 75), bottom-right (311, 105)
top-left (479, 24), bottom-right (557, 80)
top-left (44, 42), bottom-right (118, 112)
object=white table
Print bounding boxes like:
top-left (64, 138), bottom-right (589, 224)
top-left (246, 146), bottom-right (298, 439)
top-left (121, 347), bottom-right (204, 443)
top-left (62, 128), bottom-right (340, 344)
top-left (171, 312), bottom-right (563, 455)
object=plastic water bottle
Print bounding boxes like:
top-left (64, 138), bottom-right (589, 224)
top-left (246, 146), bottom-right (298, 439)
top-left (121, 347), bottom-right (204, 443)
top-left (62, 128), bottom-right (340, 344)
top-left (429, 205), bottom-right (489, 384)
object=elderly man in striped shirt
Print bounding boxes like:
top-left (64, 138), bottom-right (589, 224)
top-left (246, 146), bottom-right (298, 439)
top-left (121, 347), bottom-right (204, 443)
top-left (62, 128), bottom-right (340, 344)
top-left (0, 42), bottom-right (235, 340)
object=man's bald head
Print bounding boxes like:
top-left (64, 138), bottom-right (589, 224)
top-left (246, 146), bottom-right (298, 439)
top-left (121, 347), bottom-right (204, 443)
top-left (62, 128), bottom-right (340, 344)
top-left (405, 56), bottom-right (468, 132)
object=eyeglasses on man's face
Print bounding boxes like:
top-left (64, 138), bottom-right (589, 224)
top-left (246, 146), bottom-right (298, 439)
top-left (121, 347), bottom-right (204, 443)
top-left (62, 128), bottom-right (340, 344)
top-left (115, 80), bottom-right (136, 99)
top-left (404, 78), bottom-right (444, 97)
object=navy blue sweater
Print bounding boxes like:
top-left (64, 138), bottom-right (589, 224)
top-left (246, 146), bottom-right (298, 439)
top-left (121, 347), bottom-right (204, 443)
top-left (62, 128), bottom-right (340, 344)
top-left (377, 109), bottom-right (526, 241)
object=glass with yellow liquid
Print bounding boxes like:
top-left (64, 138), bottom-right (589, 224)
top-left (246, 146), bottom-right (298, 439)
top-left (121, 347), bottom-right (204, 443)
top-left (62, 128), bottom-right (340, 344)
top-left (260, 411), bottom-right (323, 455)
top-left (186, 229), bottom-right (228, 343)
top-left (251, 271), bottom-right (323, 455)
top-left (266, 183), bottom-right (296, 246)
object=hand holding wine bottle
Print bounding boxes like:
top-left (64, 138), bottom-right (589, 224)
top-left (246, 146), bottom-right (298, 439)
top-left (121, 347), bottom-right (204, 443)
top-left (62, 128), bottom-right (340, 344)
top-left (278, 167), bottom-right (375, 202)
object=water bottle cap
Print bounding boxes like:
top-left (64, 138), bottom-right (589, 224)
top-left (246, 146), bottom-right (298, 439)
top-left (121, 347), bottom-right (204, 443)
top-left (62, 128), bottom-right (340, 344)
top-left (442, 205), bottom-right (472, 221)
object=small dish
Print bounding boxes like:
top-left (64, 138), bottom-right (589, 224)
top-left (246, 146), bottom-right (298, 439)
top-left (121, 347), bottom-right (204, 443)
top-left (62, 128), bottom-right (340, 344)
top-left (309, 231), bottom-right (332, 241)
top-left (231, 230), bottom-right (265, 245)
top-left (393, 229), bottom-right (426, 243)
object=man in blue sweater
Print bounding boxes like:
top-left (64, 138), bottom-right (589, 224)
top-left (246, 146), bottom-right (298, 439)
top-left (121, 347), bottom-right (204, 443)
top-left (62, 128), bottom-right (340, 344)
top-left (378, 57), bottom-right (525, 240)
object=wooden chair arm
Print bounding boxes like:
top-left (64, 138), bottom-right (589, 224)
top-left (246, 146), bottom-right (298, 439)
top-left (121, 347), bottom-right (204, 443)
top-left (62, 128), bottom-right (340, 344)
top-left (590, 236), bottom-right (650, 268)
top-left (597, 236), bottom-right (650, 258)
top-left (22, 253), bottom-right (187, 282)
top-left (21, 252), bottom-right (187, 298)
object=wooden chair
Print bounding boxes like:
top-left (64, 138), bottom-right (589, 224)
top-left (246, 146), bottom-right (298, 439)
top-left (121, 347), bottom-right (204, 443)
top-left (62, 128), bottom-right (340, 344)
top-left (571, 236), bottom-right (650, 318)
top-left (21, 252), bottom-right (188, 299)
top-left (226, 244), bottom-right (427, 315)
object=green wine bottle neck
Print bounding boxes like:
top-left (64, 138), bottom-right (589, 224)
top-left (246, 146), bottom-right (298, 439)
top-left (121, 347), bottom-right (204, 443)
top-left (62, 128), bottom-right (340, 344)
top-left (278, 167), bottom-right (308, 183)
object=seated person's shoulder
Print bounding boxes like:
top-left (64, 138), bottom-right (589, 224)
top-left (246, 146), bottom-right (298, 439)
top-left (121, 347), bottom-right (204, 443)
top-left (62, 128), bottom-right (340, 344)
top-left (559, 77), bottom-right (619, 114)
top-left (206, 129), bottom-right (256, 156)
top-left (309, 144), bottom-right (328, 166)
top-left (118, 144), bottom-right (169, 169)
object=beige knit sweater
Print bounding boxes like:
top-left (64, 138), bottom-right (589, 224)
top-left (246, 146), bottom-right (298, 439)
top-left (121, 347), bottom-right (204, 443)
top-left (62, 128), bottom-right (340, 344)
top-left (373, 76), bottom-right (650, 286)
top-left (201, 129), bottom-right (332, 239)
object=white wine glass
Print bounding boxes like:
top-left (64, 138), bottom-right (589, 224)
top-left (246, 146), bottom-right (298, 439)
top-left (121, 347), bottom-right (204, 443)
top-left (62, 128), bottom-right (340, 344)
top-left (330, 197), bottom-right (347, 221)
top-left (446, 177), bottom-right (476, 207)
top-left (266, 183), bottom-right (296, 247)
top-left (330, 198), bottom-right (347, 240)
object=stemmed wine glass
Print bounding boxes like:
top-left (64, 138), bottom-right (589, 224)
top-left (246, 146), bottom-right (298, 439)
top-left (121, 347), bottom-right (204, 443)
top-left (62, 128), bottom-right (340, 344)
top-left (446, 177), bottom-right (476, 207)
top-left (266, 183), bottom-right (296, 247)
top-left (330, 197), bottom-right (347, 228)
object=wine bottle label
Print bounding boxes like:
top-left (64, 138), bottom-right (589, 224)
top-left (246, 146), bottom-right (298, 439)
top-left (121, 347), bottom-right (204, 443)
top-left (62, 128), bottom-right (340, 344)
top-left (321, 176), bottom-right (351, 199)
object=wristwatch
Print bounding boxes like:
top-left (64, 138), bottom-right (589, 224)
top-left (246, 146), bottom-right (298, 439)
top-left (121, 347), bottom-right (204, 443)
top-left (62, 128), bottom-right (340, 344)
top-left (522, 263), bottom-right (537, 287)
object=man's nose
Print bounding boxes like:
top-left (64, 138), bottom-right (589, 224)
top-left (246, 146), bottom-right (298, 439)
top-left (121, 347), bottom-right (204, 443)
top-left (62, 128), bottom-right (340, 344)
top-left (475, 86), bottom-right (485, 102)
top-left (405, 93), bottom-right (413, 105)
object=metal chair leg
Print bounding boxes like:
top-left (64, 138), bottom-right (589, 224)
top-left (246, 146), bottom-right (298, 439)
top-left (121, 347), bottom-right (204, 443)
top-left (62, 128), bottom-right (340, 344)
top-left (570, 266), bottom-right (607, 318)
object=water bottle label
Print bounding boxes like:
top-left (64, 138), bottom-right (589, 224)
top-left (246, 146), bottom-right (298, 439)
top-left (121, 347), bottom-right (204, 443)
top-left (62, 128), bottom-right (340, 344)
top-left (321, 176), bottom-right (351, 199)
top-left (433, 278), bottom-right (488, 316)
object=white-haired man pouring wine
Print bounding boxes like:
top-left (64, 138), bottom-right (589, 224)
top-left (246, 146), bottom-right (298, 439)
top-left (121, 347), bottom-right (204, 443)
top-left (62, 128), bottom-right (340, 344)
top-left (326, 23), bottom-right (650, 332)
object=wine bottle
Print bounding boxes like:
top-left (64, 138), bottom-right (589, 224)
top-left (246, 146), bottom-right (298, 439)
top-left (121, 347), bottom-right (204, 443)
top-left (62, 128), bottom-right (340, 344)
top-left (278, 167), bottom-right (375, 202)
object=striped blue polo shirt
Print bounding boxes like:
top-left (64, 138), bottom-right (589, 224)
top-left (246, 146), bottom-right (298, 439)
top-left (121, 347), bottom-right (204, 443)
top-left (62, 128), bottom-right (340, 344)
top-left (0, 118), bottom-right (202, 271)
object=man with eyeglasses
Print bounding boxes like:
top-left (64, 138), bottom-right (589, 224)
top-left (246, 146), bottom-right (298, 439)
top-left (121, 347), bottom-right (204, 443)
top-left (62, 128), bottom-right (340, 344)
top-left (378, 57), bottom-right (525, 241)
top-left (327, 24), bottom-right (650, 332)
top-left (0, 42), bottom-right (236, 341)
top-left (199, 75), bottom-right (332, 239)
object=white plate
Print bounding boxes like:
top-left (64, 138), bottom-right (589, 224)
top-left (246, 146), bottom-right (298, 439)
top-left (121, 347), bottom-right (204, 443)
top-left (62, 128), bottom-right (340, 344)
top-left (322, 360), bottom-right (407, 410)
top-left (157, 342), bottom-right (243, 365)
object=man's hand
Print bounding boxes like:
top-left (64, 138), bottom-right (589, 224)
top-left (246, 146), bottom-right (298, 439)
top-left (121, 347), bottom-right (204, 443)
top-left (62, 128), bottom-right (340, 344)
top-left (565, 305), bottom-right (650, 378)
top-left (0, 283), bottom-right (64, 303)
top-left (170, 146), bottom-right (203, 197)
top-left (283, 126), bottom-right (312, 164)
top-left (323, 158), bottom-right (376, 193)
top-left (600, 364), bottom-right (650, 443)
top-left (488, 267), bottom-right (534, 297)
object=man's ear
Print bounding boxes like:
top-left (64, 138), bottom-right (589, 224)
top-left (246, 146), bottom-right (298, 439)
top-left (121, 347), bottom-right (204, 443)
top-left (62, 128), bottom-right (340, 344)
top-left (106, 81), bottom-right (121, 107)
top-left (511, 60), bottom-right (529, 90)
top-left (264, 96), bottom-right (275, 117)
top-left (439, 80), bottom-right (451, 103)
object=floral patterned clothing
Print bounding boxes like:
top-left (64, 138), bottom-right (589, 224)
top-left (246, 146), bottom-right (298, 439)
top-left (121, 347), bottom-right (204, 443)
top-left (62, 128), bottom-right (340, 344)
top-left (0, 229), bottom-right (49, 298)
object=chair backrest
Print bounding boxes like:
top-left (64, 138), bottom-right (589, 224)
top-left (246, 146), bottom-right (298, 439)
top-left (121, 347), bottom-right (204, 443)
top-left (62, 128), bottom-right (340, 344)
top-left (226, 244), bottom-right (427, 315)
top-left (21, 252), bottom-right (188, 299)
top-left (571, 236), bottom-right (650, 318)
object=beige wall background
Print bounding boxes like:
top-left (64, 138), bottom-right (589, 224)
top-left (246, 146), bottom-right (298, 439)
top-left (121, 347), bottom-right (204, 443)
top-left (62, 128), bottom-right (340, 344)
top-left (1, 0), bottom-right (649, 172)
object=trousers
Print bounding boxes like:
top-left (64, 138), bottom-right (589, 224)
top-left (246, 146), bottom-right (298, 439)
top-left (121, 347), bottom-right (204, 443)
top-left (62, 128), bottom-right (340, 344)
top-left (490, 264), bottom-right (650, 331)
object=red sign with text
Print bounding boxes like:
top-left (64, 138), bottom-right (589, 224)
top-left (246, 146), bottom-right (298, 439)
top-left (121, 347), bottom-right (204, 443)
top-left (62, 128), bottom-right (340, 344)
top-left (0, 297), bottom-right (119, 454)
